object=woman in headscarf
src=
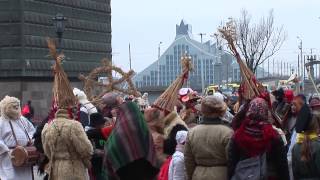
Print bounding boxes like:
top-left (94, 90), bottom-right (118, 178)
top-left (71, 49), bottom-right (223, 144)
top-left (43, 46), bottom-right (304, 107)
top-left (228, 97), bottom-right (290, 180)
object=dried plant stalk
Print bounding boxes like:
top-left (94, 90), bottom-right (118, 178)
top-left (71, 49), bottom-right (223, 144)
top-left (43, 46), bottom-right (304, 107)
top-left (47, 38), bottom-right (77, 109)
top-left (218, 23), bottom-right (282, 128)
top-left (79, 59), bottom-right (141, 105)
top-left (153, 55), bottom-right (192, 114)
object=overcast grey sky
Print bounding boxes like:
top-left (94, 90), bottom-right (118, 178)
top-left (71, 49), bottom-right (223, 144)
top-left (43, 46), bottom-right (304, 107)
top-left (111, 0), bottom-right (320, 73)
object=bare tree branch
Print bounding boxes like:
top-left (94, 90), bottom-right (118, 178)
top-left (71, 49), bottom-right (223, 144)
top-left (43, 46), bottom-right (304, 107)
top-left (232, 9), bottom-right (286, 73)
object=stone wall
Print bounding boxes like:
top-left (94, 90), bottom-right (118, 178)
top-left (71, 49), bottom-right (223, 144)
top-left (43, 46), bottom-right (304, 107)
top-left (0, 80), bottom-right (83, 123)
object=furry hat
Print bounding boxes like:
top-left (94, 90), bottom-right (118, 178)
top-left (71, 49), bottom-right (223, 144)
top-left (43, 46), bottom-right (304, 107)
top-left (102, 92), bottom-right (120, 109)
top-left (195, 96), bottom-right (227, 118)
top-left (162, 111), bottom-right (188, 138)
top-left (0, 96), bottom-right (21, 120)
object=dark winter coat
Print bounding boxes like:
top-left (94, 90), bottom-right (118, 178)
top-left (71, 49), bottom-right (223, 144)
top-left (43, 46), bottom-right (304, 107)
top-left (292, 139), bottom-right (320, 180)
top-left (228, 136), bottom-right (290, 180)
top-left (86, 128), bottom-right (106, 180)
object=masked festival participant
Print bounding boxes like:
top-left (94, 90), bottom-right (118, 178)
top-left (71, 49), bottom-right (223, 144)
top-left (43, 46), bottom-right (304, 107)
top-left (41, 44), bottom-right (93, 180)
top-left (103, 100), bottom-right (159, 180)
top-left (282, 90), bottom-right (295, 137)
top-left (272, 88), bottom-right (292, 125)
top-left (73, 88), bottom-right (98, 128)
top-left (0, 96), bottom-right (36, 180)
top-left (163, 111), bottom-right (188, 156)
top-left (309, 95), bottom-right (320, 135)
top-left (144, 107), bottom-right (166, 165)
top-left (133, 93), bottom-right (150, 113)
top-left (157, 110), bottom-right (189, 180)
top-left (178, 88), bottom-right (200, 128)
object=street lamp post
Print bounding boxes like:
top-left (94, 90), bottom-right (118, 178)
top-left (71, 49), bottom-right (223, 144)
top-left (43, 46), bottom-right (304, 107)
top-left (53, 13), bottom-right (67, 53)
top-left (157, 42), bottom-right (162, 86)
top-left (297, 36), bottom-right (303, 80)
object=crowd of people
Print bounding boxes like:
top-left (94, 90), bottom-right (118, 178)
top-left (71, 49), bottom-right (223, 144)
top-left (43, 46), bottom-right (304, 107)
top-left (0, 86), bottom-right (319, 180)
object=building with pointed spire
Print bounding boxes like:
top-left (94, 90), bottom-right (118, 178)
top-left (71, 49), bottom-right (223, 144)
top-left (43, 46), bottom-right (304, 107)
top-left (134, 20), bottom-right (238, 91)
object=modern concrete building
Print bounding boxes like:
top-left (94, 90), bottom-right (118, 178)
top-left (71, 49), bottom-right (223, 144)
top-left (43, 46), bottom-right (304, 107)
top-left (0, 0), bottom-right (111, 120)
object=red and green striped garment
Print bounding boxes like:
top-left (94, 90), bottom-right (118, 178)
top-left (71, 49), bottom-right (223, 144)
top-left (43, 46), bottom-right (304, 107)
top-left (103, 102), bottom-right (157, 179)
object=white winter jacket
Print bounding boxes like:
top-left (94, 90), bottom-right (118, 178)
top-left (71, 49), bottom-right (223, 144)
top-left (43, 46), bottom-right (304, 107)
top-left (168, 146), bottom-right (186, 180)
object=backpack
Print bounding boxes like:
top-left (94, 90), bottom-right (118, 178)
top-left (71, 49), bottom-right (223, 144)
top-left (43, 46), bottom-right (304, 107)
top-left (232, 152), bottom-right (267, 180)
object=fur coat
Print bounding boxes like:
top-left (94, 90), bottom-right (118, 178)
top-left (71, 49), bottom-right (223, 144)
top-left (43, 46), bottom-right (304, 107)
top-left (0, 116), bottom-right (35, 180)
top-left (0, 95), bottom-right (35, 180)
top-left (42, 109), bottom-right (93, 180)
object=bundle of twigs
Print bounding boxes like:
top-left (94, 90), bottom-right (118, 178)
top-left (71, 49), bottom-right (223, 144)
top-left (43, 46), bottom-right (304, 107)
top-left (153, 55), bottom-right (192, 114)
top-left (218, 22), bottom-right (282, 128)
top-left (47, 38), bottom-right (77, 109)
top-left (218, 24), bottom-right (265, 100)
top-left (79, 59), bottom-right (141, 106)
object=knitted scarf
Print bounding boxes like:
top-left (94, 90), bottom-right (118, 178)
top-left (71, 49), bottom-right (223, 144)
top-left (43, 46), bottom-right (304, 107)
top-left (103, 101), bottom-right (157, 179)
top-left (233, 98), bottom-right (279, 157)
top-left (234, 119), bottom-right (278, 157)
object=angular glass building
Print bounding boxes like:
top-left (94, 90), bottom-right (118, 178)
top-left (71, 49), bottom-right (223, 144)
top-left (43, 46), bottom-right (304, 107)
top-left (134, 20), bottom-right (236, 91)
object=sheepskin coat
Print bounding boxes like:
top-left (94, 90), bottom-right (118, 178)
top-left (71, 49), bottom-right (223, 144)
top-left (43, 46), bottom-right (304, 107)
top-left (184, 117), bottom-right (233, 180)
top-left (0, 116), bottom-right (35, 180)
top-left (42, 109), bottom-right (93, 180)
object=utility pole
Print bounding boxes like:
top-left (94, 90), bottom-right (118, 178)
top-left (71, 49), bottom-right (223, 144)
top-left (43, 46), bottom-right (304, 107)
top-left (273, 59), bottom-right (275, 77)
top-left (298, 54), bottom-right (300, 77)
top-left (157, 42), bottom-right (162, 86)
top-left (268, 59), bottom-right (270, 77)
top-left (297, 36), bottom-right (303, 79)
top-left (303, 55), bottom-right (306, 81)
top-left (277, 61), bottom-right (280, 76)
top-left (262, 61), bottom-right (265, 78)
top-left (198, 33), bottom-right (206, 93)
top-left (280, 61), bottom-right (283, 77)
top-left (128, 43), bottom-right (132, 70)
top-left (198, 33), bottom-right (206, 44)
